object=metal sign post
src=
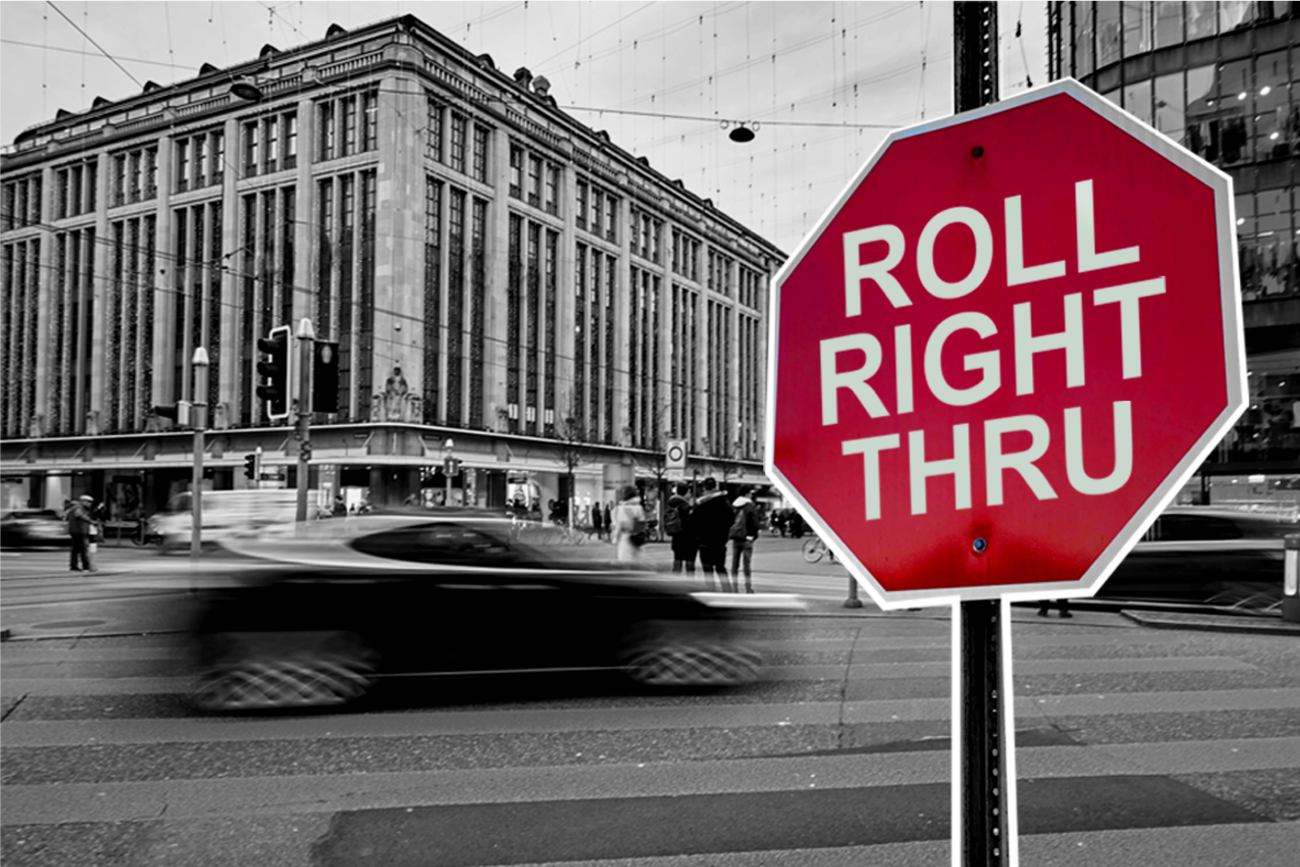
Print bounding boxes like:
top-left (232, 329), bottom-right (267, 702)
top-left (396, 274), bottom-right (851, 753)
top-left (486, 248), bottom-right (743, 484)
top-left (295, 318), bottom-right (315, 525)
top-left (953, 6), bottom-right (1009, 865)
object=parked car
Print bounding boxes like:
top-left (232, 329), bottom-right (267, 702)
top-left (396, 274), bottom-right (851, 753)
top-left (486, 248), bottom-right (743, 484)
top-left (190, 513), bottom-right (802, 711)
top-left (0, 509), bottom-right (68, 548)
top-left (1097, 507), bottom-right (1297, 608)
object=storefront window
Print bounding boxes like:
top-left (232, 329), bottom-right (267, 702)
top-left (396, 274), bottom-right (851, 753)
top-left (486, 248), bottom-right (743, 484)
top-left (1254, 50), bottom-right (1293, 160)
top-left (1185, 65), bottom-right (1218, 161)
top-left (1186, 1), bottom-right (1218, 40)
top-left (1097, 2), bottom-right (1121, 67)
top-left (1124, 78), bottom-right (1153, 125)
top-left (1219, 59), bottom-right (1253, 166)
top-left (1155, 1), bottom-right (1184, 49)
top-left (1155, 72), bottom-right (1186, 143)
top-left (1122, 1), bottom-right (1152, 59)
top-left (1073, 2), bottom-right (1095, 78)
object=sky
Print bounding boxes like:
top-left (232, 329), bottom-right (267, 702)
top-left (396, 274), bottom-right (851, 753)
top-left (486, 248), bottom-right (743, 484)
top-left (0, 1), bottom-right (1047, 255)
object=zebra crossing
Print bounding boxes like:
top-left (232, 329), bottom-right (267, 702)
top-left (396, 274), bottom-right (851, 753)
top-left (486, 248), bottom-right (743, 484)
top-left (2, 611), bottom-right (1298, 866)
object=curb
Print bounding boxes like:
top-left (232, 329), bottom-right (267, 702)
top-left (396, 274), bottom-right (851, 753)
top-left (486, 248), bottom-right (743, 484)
top-left (1120, 610), bottom-right (1300, 636)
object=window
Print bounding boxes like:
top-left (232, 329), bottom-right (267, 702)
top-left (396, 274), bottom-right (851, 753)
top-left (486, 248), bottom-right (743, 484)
top-left (545, 164), bottom-right (559, 215)
top-left (527, 155), bottom-right (542, 207)
top-left (449, 113), bottom-right (467, 174)
top-left (284, 113), bottom-right (297, 170)
top-left (342, 95), bottom-right (358, 157)
top-left (352, 524), bottom-right (523, 566)
top-left (264, 116), bottom-right (279, 173)
top-left (1, 175), bottom-right (41, 230)
top-left (177, 138), bottom-right (191, 191)
top-left (318, 101), bottom-right (336, 161)
top-left (576, 179), bottom-right (589, 230)
top-left (362, 90), bottom-right (378, 152)
top-left (472, 124), bottom-right (489, 183)
top-left (426, 96), bottom-right (444, 163)
top-left (244, 121), bottom-right (260, 177)
top-left (509, 144), bottom-right (524, 199)
top-left (1155, 1), bottom-right (1184, 48)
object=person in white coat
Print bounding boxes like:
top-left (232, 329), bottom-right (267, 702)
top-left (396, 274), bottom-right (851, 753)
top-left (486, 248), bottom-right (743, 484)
top-left (611, 485), bottom-right (646, 562)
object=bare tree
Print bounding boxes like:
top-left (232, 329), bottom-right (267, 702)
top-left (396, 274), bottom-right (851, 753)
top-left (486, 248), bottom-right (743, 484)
top-left (635, 429), bottom-right (674, 534)
top-left (554, 411), bottom-right (596, 520)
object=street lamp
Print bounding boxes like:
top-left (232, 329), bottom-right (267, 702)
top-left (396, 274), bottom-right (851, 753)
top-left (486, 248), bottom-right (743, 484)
top-left (442, 438), bottom-right (455, 507)
top-left (190, 347), bottom-right (210, 567)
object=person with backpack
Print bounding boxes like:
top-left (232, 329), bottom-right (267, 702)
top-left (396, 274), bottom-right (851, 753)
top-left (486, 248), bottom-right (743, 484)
top-left (729, 487), bottom-right (761, 593)
top-left (666, 481), bottom-right (696, 576)
top-left (689, 477), bottom-right (734, 591)
top-left (611, 485), bottom-right (647, 562)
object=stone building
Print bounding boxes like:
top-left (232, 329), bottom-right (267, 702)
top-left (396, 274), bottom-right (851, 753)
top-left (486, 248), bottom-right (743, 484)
top-left (0, 15), bottom-right (783, 523)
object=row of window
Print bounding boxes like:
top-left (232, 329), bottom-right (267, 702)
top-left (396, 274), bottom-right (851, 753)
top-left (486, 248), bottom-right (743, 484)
top-left (427, 96), bottom-right (493, 187)
top-left (114, 144), bottom-right (160, 205)
top-left (318, 89), bottom-right (378, 163)
top-left (508, 142), bottom-right (561, 214)
top-left (1102, 51), bottom-right (1300, 167)
top-left (54, 160), bottom-right (98, 220)
top-left (630, 206), bottom-right (664, 264)
top-left (1063, 1), bottom-right (1293, 80)
top-left (575, 177), bottom-right (620, 244)
top-left (1, 175), bottom-right (42, 231)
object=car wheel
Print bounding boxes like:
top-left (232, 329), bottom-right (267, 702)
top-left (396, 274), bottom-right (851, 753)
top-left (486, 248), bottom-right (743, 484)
top-left (620, 621), bottom-right (761, 687)
top-left (193, 630), bottom-right (379, 711)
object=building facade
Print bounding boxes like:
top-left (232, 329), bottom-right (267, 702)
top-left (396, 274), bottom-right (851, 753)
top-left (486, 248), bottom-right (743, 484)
top-left (1049, 1), bottom-right (1300, 507)
top-left (0, 15), bottom-right (783, 523)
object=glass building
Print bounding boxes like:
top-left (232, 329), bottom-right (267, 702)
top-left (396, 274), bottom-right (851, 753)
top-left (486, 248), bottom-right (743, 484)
top-left (1050, 1), bottom-right (1300, 508)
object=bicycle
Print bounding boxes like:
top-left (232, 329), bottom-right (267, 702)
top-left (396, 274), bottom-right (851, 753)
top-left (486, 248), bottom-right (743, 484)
top-left (801, 536), bottom-right (836, 564)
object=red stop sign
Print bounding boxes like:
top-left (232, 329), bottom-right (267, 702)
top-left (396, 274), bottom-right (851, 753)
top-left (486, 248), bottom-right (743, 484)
top-left (767, 80), bottom-right (1246, 606)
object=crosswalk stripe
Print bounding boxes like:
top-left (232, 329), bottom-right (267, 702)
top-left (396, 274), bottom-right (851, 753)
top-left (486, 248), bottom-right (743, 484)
top-left (5, 737), bottom-right (1297, 826)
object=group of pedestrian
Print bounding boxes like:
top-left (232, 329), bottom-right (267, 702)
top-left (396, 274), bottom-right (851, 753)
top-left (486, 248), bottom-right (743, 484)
top-left (663, 477), bottom-right (760, 593)
top-left (588, 500), bottom-right (614, 541)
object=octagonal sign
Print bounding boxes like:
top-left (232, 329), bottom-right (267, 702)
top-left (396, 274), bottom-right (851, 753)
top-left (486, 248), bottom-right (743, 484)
top-left (767, 79), bottom-right (1246, 608)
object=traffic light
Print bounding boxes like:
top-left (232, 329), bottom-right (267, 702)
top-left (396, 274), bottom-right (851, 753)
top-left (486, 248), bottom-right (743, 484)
top-left (256, 325), bottom-right (292, 420)
top-left (152, 401), bottom-right (191, 428)
top-left (312, 340), bottom-right (340, 414)
top-left (243, 453), bottom-right (259, 479)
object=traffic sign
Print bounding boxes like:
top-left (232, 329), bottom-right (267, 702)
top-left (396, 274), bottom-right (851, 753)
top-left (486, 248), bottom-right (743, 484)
top-left (666, 439), bottom-right (687, 471)
top-left (766, 79), bottom-right (1246, 607)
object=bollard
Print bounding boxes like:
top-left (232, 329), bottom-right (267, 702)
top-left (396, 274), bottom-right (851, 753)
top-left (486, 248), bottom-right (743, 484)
top-left (1283, 534), bottom-right (1300, 624)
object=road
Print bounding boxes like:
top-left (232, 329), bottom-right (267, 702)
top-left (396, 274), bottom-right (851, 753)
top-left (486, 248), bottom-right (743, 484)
top-left (3, 537), bottom-right (1299, 865)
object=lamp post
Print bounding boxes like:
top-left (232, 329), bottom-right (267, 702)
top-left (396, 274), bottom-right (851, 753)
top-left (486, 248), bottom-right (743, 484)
top-left (190, 347), bottom-right (210, 566)
top-left (295, 318), bottom-right (315, 524)
top-left (442, 438), bottom-right (455, 507)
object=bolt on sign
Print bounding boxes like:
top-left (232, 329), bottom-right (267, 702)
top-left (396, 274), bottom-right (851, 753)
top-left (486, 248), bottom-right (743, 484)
top-left (767, 79), bottom-right (1246, 609)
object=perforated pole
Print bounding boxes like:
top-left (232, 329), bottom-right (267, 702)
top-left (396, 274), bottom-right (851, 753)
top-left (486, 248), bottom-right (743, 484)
top-left (953, 5), bottom-right (1008, 866)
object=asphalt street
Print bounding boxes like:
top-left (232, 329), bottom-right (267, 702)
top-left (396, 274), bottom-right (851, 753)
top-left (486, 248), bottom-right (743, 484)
top-left (2, 536), bottom-right (1299, 866)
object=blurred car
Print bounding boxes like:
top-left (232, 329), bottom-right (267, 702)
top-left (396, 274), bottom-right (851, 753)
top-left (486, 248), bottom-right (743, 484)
top-left (0, 509), bottom-right (68, 548)
top-left (191, 513), bottom-right (802, 711)
top-left (1097, 507), bottom-right (1296, 608)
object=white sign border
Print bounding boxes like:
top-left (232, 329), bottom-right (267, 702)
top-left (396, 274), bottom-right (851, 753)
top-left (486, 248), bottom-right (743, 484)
top-left (765, 78), bottom-right (1248, 610)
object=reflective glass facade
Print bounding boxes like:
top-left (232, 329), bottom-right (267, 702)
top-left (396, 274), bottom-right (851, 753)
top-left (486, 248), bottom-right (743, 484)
top-left (1051, 2), bottom-right (1299, 478)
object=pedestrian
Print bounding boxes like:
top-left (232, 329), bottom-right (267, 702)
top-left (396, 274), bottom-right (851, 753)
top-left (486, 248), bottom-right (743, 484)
top-left (611, 485), bottom-right (647, 562)
top-left (666, 481), bottom-right (697, 576)
top-left (603, 502), bottom-right (613, 541)
top-left (591, 497), bottom-right (604, 539)
top-left (1038, 598), bottom-right (1072, 618)
top-left (729, 486), bottom-right (761, 593)
top-left (66, 494), bottom-right (98, 572)
top-left (689, 477), bottom-right (734, 591)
